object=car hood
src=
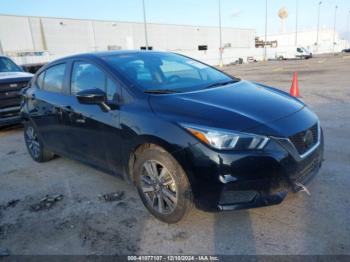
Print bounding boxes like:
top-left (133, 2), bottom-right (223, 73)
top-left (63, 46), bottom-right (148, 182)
top-left (0, 71), bottom-right (33, 83)
top-left (149, 80), bottom-right (306, 135)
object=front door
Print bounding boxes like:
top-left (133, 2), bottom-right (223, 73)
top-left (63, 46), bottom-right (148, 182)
top-left (64, 60), bottom-right (122, 171)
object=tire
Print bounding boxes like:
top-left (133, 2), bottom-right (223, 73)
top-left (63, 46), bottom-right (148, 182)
top-left (24, 121), bottom-right (55, 162)
top-left (134, 146), bottom-right (193, 223)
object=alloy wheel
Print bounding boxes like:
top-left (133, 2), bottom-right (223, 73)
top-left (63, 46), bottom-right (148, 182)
top-left (140, 160), bottom-right (178, 215)
top-left (25, 126), bottom-right (41, 159)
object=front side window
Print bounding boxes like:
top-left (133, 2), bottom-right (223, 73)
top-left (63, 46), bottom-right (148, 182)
top-left (71, 62), bottom-right (106, 94)
top-left (43, 64), bottom-right (66, 93)
top-left (103, 53), bottom-right (237, 93)
top-left (0, 57), bottom-right (22, 72)
top-left (71, 61), bottom-right (118, 101)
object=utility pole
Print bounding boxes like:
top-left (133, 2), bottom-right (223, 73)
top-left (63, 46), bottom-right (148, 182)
top-left (142, 0), bottom-right (149, 50)
top-left (28, 17), bottom-right (36, 51)
top-left (333, 5), bottom-right (338, 53)
top-left (295, 0), bottom-right (298, 46)
top-left (91, 21), bottom-right (97, 51)
top-left (0, 40), bottom-right (4, 55)
top-left (218, 0), bottom-right (223, 67)
top-left (264, 0), bottom-right (268, 61)
top-left (316, 1), bottom-right (322, 52)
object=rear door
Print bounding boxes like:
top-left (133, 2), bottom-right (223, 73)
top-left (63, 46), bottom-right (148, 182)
top-left (29, 63), bottom-right (70, 154)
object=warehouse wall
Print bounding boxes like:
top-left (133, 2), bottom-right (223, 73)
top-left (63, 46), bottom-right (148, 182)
top-left (0, 14), bottom-right (255, 59)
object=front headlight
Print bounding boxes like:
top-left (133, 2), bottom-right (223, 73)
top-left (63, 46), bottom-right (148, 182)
top-left (181, 124), bottom-right (269, 150)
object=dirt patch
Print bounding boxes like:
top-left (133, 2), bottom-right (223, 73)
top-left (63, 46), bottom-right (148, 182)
top-left (30, 194), bottom-right (64, 212)
top-left (167, 231), bottom-right (190, 241)
top-left (1, 199), bottom-right (20, 210)
top-left (6, 150), bottom-right (16, 155)
top-left (120, 217), bottom-right (138, 228)
top-left (0, 223), bottom-right (17, 239)
top-left (98, 191), bottom-right (125, 202)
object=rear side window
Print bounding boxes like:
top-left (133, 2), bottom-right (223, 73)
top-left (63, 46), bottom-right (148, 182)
top-left (42, 64), bottom-right (66, 93)
top-left (71, 62), bottom-right (118, 102)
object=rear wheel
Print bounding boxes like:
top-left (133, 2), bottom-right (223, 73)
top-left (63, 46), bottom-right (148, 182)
top-left (24, 122), bottom-right (55, 162)
top-left (134, 146), bottom-right (192, 223)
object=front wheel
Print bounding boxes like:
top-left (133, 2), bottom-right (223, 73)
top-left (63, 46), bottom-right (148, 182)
top-left (134, 146), bottom-right (193, 223)
top-left (24, 122), bottom-right (55, 162)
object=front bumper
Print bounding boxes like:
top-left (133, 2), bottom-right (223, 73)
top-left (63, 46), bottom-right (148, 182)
top-left (180, 131), bottom-right (324, 212)
top-left (0, 106), bottom-right (22, 127)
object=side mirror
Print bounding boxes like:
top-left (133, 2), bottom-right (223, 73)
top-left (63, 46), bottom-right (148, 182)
top-left (76, 88), bottom-right (110, 111)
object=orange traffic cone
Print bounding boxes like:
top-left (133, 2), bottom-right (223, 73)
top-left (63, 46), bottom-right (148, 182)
top-left (290, 72), bottom-right (301, 98)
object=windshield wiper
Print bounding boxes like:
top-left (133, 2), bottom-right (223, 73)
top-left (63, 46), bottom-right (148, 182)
top-left (205, 80), bottom-right (239, 89)
top-left (144, 89), bottom-right (178, 94)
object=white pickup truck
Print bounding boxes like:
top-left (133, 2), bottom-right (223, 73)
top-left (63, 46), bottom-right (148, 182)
top-left (276, 47), bottom-right (313, 60)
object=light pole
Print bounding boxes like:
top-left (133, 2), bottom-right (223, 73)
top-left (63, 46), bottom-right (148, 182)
top-left (347, 10), bottom-right (350, 48)
top-left (142, 0), bottom-right (149, 50)
top-left (264, 0), bottom-right (268, 61)
top-left (295, 0), bottom-right (298, 46)
top-left (316, 1), bottom-right (322, 52)
top-left (218, 0), bottom-right (223, 67)
top-left (333, 5), bottom-right (338, 53)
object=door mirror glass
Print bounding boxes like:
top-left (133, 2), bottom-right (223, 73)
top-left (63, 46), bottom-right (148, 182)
top-left (76, 88), bottom-right (106, 105)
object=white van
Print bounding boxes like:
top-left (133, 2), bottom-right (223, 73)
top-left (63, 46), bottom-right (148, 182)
top-left (276, 47), bottom-right (313, 60)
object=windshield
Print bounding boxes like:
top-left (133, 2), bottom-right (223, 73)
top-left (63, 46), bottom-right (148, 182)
top-left (0, 57), bottom-right (22, 72)
top-left (102, 52), bottom-right (239, 93)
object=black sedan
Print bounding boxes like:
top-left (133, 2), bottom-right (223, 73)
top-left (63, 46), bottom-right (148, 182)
top-left (21, 51), bottom-right (324, 223)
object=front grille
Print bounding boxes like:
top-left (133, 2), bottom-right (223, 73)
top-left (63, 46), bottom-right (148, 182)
top-left (219, 190), bottom-right (257, 205)
top-left (0, 81), bottom-right (28, 110)
top-left (0, 81), bottom-right (28, 92)
top-left (289, 123), bottom-right (319, 155)
top-left (292, 152), bottom-right (321, 183)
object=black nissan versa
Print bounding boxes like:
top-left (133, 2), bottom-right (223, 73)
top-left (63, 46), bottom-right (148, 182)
top-left (21, 51), bottom-right (324, 223)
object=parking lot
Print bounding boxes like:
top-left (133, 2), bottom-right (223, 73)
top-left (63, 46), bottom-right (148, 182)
top-left (0, 54), bottom-right (349, 255)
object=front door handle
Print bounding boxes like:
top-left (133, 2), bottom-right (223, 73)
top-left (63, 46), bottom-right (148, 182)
top-left (75, 118), bottom-right (86, 124)
top-left (64, 105), bottom-right (73, 113)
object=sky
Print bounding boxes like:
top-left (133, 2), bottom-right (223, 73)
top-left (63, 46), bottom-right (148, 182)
top-left (0, 0), bottom-right (349, 36)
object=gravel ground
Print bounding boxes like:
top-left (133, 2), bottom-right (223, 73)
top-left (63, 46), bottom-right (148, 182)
top-left (0, 54), bottom-right (349, 255)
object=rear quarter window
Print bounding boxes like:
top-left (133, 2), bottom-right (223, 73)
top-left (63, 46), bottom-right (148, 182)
top-left (42, 64), bottom-right (66, 93)
top-left (36, 72), bottom-right (45, 89)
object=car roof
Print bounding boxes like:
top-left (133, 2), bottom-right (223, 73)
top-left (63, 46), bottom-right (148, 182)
top-left (53, 50), bottom-right (170, 63)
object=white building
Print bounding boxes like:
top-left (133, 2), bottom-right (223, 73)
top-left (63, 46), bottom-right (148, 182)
top-left (0, 14), bottom-right (256, 66)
